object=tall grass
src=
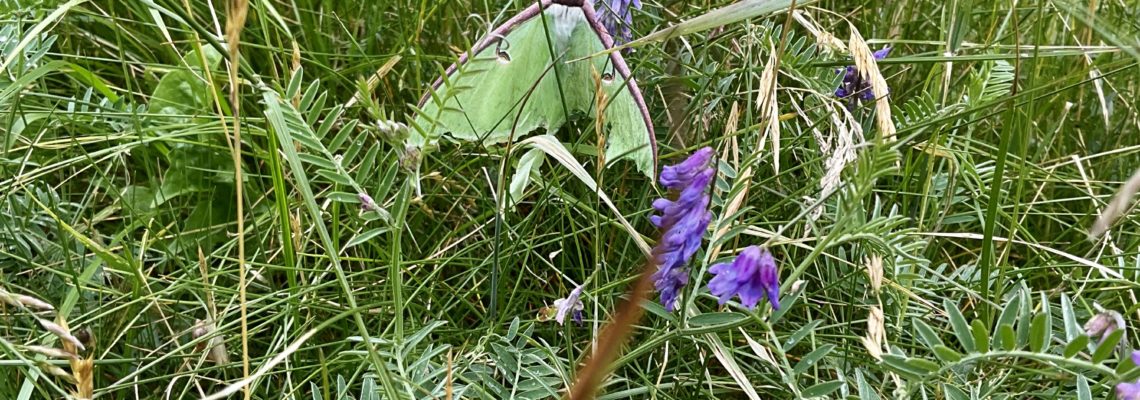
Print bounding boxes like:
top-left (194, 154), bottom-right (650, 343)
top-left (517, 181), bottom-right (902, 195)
top-left (2, 0), bottom-right (1139, 398)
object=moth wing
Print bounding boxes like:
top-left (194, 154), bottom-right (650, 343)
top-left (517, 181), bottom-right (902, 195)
top-left (412, 6), bottom-right (568, 148)
top-left (560, 5), bottom-right (657, 177)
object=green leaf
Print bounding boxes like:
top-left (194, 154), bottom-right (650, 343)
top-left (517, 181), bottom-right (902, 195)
top-left (401, 320), bottom-right (447, 359)
top-left (360, 377), bottom-right (378, 400)
top-left (943, 384), bottom-right (970, 400)
top-left (1064, 335), bottom-right (1089, 358)
top-left (945, 299), bottom-right (975, 352)
top-left (792, 344), bottom-right (835, 374)
top-left (317, 169), bottom-right (354, 187)
top-left (933, 345), bottom-right (963, 363)
top-left (997, 323), bottom-right (1016, 351)
top-left (621, 0), bottom-right (797, 49)
top-left (784, 319), bottom-right (822, 350)
top-left (413, 12), bottom-right (657, 177)
top-left (855, 369), bottom-right (881, 400)
top-left (997, 293), bottom-right (1022, 331)
top-left (1060, 293), bottom-right (1082, 342)
top-left (972, 319), bottom-right (991, 354)
top-left (905, 357), bottom-right (941, 374)
top-left (506, 317), bottom-right (520, 341)
top-left (1093, 329), bottom-right (1123, 363)
top-left (801, 380), bottom-right (844, 398)
top-left (688, 312), bottom-right (747, 327)
top-left (286, 67), bottom-right (304, 99)
top-left (509, 147), bottom-right (546, 208)
top-left (299, 153), bottom-right (338, 170)
top-left (1029, 313), bottom-right (1050, 352)
top-left (343, 227), bottom-right (390, 249)
top-left (1016, 290), bottom-right (1032, 348)
top-left (1076, 376), bottom-right (1091, 400)
top-left (1040, 293), bottom-right (1054, 347)
top-left (913, 317), bottom-right (945, 348)
top-left (336, 375), bottom-right (348, 400)
top-left (147, 46), bottom-right (222, 118)
top-left (881, 354), bottom-right (927, 378)
top-left (327, 191), bottom-right (359, 204)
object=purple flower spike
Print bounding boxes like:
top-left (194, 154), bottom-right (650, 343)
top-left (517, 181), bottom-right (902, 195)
top-left (1119, 381), bottom-right (1140, 400)
top-left (593, 0), bottom-right (642, 46)
top-left (835, 47), bottom-right (891, 109)
top-left (650, 147), bottom-right (715, 311)
top-left (707, 246), bottom-right (781, 310)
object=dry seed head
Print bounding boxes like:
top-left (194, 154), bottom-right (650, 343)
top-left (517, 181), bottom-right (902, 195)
top-left (862, 306), bottom-right (886, 360)
top-left (24, 345), bottom-right (78, 360)
top-left (14, 294), bottom-right (55, 311)
top-left (71, 357), bottom-right (94, 399)
top-left (37, 361), bottom-right (75, 383)
top-left (820, 108), bottom-right (859, 199)
top-left (754, 50), bottom-right (780, 175)
top-left (848, 29), bottom-right (896, 140)
top-left (0, 289), bottom-right (54, 311)
top-left (38, 319), bottom-right (86, 352)
top-left (792, 10), bottom-right (845, 54)
top-left (866, 254), bottom-right (883, 293)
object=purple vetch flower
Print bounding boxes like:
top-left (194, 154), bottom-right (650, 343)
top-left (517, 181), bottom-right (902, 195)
top-left (835, 47), bottom-right (890, 109)
top-left (553, 284), bottom-right (585, 325)
top-left (1119, 380), bottom-right (1140, 400)
top-left (650, 147), bottom-right (714, 312)
top-left (1085, 308), bottom-right (1126, 343)
top-left (1132, 350), bottom-right (1140, 366)
top-left (658, 147), bottom-right (714, 190)
top-left (707, 246), bottom-right (781, 310)
top-left (592, 0), bottom-right (642, 46)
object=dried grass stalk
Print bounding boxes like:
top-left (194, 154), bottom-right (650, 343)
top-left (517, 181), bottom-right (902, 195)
top-left (848, 29), bottom-right (896, 140)
top-left (1088, 167), bottom-right (1140, 239)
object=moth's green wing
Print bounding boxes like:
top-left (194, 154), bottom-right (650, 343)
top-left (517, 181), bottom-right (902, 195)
top-left (412, 12), bottom-right (567, 148)
top-left (561, 14), bottom-right (656, 178)
top-left (410, 3), bottom-right (657, 179)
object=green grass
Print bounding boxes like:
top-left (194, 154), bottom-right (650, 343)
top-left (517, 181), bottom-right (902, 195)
top-left (2, 0), bottom-right (1140, 398)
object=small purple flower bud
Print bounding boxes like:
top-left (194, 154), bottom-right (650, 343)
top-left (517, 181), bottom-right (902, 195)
top-left (707, 246), bottom-right (780, 310)
top-left (359, 193), bottom-right (378, 212)
top-left (1085, 309), bottom-right (1125, 343)
top-left (1132, 350), bottom-right (1140, 366)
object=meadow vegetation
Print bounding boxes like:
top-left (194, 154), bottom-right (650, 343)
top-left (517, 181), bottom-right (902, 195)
top-left (2, 0), bottom-right (1140, 398)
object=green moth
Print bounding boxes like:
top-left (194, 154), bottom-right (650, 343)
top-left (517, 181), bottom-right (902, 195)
top-left (410, 0), bottom-right (657, 178)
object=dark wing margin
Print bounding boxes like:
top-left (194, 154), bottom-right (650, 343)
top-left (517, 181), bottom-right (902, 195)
top-left (577, 1), bottom-right (658, 175)
top-left (417, 0), bottom-right (553, 107)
